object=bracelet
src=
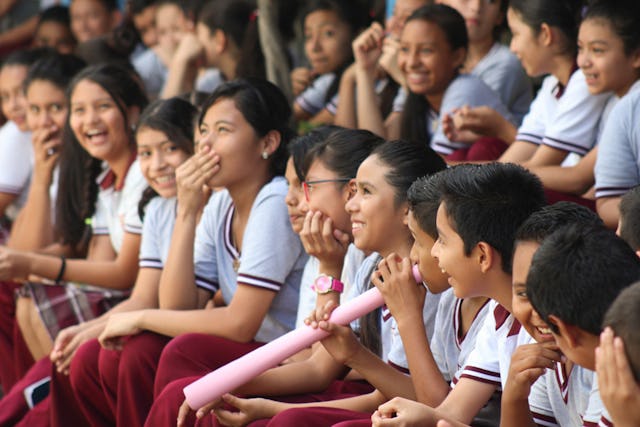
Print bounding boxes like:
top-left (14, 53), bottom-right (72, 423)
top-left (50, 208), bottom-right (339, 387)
top-left (55, 255), bottom-right (66, 284)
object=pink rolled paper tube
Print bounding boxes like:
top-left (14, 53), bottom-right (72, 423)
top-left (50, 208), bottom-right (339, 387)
top-left (183, 265), bottom-right (422, 409)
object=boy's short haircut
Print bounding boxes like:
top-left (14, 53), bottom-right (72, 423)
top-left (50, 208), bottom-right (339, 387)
top-left (527, 225), bottom-right (640, 336)
top-left (437, 162), bottom-right (546, 274)
top-left (619, 185), bottom-right (640, 251)
top-left (603, 281), bottom-right (640, 382)
top-left (38, 5), bottom-right (71, 28)
top-left (407, 172), bottom-right (445, 239)
top-left (129, 0), bottom-right (157, 15)
top-left (515, 201), bottom-right (604, 244)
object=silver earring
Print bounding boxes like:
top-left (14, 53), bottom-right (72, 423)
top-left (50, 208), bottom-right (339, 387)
top-left (262, 151), bottom-right (269, 159)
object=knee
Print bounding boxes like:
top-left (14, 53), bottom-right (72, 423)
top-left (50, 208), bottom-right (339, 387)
top-left (69, 339), bottom-right (101, 390)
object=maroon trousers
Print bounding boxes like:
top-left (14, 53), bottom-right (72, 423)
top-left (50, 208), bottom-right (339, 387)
top-left (446, 137), bottom-right (509, 162)
top-left (0, 357), bottom-right (49, 426)
top-left (144, 334), bottom-right (264, 427)
top-left (0, 281), bottom-right (34, 392)
top-left (265, 407), bottom-right (371, 426)
top-left (69, 332), bottom-right (171, 427)
top-left (184, 379), bottom-right (374, 427)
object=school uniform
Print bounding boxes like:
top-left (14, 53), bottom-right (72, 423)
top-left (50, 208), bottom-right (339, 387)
top-left (0, 160), bottom-right (146, 427)
top-left (295, 73), bottom-right (339, 117)
top-left (0, 121), bottom-right (32, 240)
top-left (132, 48), bottom-right (167, 99)
top-left (595, 89), bottom-right (640, 200)
top-left (460, 300), bottom-right (534, 390)
top-left (249, 255), bottom-right (443, 427)
top-left (296, 244), bottom-right (366, 329)
top-left (471, 42), bottom-right (532, 125)
top-left (113, 177), bottom-right (306, 427)
top-left (19, 159), bottom-right (146, 340)
top-left (431, 290), bottom-right (490, 386)
top-left (529, 362), bottom-right (612, 427)
top-left (394, 74), bottom-right (513, 160)
top-left (517, 69), bottom-right (610, 164)
top-left (581, 377), bottom-right (613, 427)
top-left (61, 197), bottom-right (179, 427)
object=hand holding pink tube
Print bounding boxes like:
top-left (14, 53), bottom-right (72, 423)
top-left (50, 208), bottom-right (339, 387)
top-left (183, 266), bottom-right (422, 408)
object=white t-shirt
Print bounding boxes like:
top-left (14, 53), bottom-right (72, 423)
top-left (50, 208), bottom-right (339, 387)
top-left (581, 376), bottom-right (613, 427)
top-left (138, 196), bottom-right (177, 269)
top-left (295, 244), bottom-right (367, 328)
top-left (516, 70), bottom-right (611, 159)
top-left (595, 83), bottom-right (640, 199)
top-left (91, 159), bottom-right (146, 252)
top-left (431, 289), bottom-right (491, 385)
top-left (193, 177), bottom-right (308, 342)
top-left (295, 73), bottom-right (337, 116)
top-left (529, 362), bottom-right (598, 427)
top-left (472, 42), bottom-right (532, 125)
top-left (0, 121), bottom-right (32, 220)
top-left (460, 300), bottom-right (534, 390)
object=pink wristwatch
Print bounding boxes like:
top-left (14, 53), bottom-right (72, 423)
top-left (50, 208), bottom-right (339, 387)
top-left (311, 274), bottom-right (344, 294)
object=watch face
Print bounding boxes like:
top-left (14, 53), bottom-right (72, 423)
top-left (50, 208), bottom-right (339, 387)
top-left (315, 276), bottom-right (331, 292)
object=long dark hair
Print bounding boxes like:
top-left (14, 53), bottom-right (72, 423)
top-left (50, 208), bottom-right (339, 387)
top-left (399, 4), bottom-right (468, 145)
top-left (55, 64), bottom-right (148, 251)
top-left (136, 98), bottom-right (198, 220)
top-left (509, 0), bottom-right (584, 56)
top-left (197, 0), bottom-right (265, 80)
top-left (198, 78), bottom-right (294, 178)
top-left (300, 0), bottom-right (370, 103)
top-left (359, 139), bottom-right (447, 356)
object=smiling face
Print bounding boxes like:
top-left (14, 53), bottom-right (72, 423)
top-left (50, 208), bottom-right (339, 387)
top-left (284, 157), bottom-right (308, 233)
top-left (70, 0), bottom-right (117, 43)
top-left (398, 18), bottom-right (465, 99)
top-left (156, 3), bottom-right (189, 55)
top-left (303, 158), bottom-right (352, 233)
top-left (304, 9), bottom-right (354, 75)
top-left (345, 154), bottom-right (408, 256)
top-left (136, 127), bottom-right (189, 198)
top-left (511, 241), bottom-right (554, 343)
top-left (69, 79), bottom-right (131, 163)
top-left (26, 80), bottom-right (68, 146)
top-left (197, 98), bottom-right (266, 190)
top-left (408, 210), bottom-right (450, 294)
top-left (578, 18), bottom-right (640, 97)
top-left (440, 0), bottom-right (503, 44)
top-left (507, 7), bottom-right (550, 77)
top-left (0, 64), bottom-right (29, 131)
top-left (431, 202), bottom-right (484, 298)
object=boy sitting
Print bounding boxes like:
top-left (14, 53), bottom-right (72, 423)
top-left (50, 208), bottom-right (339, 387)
top-left (372, 163), bottom-right (545, 426)
top-left (527, 225), bottom-right (640, 426)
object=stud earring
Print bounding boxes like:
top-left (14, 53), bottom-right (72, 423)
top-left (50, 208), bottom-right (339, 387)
top-left (262, 151), bottom-right (269, 159)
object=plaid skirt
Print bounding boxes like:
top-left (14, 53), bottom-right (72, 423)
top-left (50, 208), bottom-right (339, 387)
top-left (17, 282), bottom-right (129, 339)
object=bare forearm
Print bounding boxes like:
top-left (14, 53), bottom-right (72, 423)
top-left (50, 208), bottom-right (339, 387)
top-left (499, 394), bottom-right (536, 427)
top-left (333, 73), bottom-right (357, 129)
top-left (27, 255), bottom-right (137, 290)
top-left (0, 16), bottom-right (37, 47)
top-left (161, 60), bottom-right (197, 99)
top-left (346, 345), bottom-right (415, 400)
top-left (7, 182), bottom-right (54, 250)
top-left (159, 212), bottom-right (199, 309)
top-left (396, 316), bottom-right (450, 406)
top-left (355, 68), bottom-right (386, 138)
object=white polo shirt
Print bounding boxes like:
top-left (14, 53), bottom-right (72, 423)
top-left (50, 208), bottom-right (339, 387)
top-left (0, 121), bottom-right (32, 220)
top-left (460, 300), bottom-right (534, 390)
